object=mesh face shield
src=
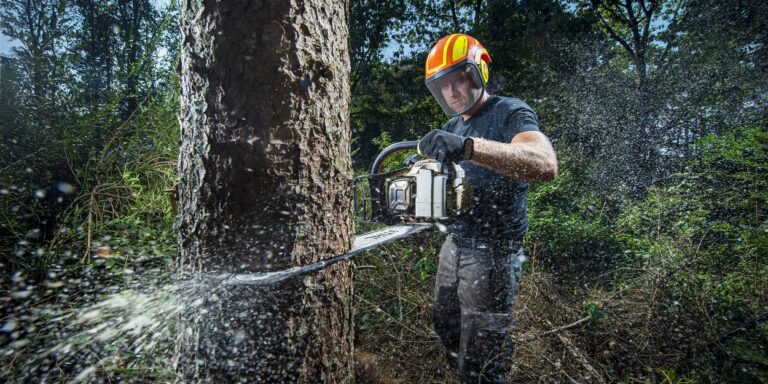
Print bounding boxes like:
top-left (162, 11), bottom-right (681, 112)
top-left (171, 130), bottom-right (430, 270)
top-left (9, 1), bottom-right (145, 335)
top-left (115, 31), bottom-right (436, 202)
top-left (426, 63), bottom-right (486, 116)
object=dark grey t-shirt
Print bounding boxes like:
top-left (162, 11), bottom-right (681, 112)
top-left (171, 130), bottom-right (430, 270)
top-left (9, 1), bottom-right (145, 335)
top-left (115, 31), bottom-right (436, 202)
top-left (442, 95), bottom-right (540, 241)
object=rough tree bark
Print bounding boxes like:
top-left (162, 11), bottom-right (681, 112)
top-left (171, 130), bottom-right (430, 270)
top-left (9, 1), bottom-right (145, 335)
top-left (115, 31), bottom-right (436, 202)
top-left (175, 0), bottom-right (353, 382)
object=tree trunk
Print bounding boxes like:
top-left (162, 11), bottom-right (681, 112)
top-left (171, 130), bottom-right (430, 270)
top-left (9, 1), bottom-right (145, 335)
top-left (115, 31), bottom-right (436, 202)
top-left (175, 0), bottom-right (354, 382)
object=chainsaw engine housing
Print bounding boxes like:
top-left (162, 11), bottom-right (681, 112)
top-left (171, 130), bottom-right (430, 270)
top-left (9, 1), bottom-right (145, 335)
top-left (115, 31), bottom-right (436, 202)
top-left (353, 142), bottom-right (472, 224)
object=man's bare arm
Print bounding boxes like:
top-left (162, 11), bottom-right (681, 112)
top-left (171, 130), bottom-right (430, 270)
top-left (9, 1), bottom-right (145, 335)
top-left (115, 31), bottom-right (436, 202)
top-left (471, 131), bottom-right (558, 181)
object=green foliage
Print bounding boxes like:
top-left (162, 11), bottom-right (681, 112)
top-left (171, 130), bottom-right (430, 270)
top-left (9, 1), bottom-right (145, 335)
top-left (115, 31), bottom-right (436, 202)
top-left (477, 0), bottom-right (597, 98)
top-left (414, 256), bottom-right (436, 281)
top-left (583, 301), bottom-right (604, 327)
top-left (54, 88), bottom-right (180, 266)
top-left (611, 126), bottom-right (768, 379)
top-left (0, 0), bottom-right (179, 280)
top-left (350, 59), bottom-right (444, 167)
top-left (655, 368), bottom-right (698, 384)
top-left (617, 126), bottom-right (766, 280)
top-left (526, 167), bottom-right (622, 281)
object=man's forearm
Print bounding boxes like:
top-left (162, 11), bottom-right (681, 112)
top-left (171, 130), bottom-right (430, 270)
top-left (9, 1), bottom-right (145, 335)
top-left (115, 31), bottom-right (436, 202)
top-left (470, 137), bottom-right (558, 181)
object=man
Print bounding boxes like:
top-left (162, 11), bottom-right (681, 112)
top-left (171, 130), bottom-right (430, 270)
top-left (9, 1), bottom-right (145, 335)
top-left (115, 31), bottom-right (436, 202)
top-left (417, 34), bottom-right (558, 383)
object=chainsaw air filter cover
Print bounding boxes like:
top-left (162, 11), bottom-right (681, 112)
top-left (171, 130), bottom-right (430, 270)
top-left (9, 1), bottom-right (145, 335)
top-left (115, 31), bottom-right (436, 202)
top-left (387, 178), bottom-right (412, 213)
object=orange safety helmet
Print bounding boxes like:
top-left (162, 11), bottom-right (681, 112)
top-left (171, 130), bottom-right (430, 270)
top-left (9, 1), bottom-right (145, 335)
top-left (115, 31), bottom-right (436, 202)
top-left (425, 34), bottom-right (492, 116)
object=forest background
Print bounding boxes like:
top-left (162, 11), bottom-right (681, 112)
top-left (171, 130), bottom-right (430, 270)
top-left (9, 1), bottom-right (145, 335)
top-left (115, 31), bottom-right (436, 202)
top-left (0, 0), bottom-right (766, 382)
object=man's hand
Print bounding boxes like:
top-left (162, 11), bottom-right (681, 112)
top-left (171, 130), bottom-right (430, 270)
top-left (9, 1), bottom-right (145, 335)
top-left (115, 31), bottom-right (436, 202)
top-left (417, 129), bottom-right (474, 164)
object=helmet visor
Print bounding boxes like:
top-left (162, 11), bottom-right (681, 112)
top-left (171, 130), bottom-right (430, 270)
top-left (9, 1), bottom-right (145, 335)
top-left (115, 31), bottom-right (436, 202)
top-left (426, 64), bottom-right (485, 116)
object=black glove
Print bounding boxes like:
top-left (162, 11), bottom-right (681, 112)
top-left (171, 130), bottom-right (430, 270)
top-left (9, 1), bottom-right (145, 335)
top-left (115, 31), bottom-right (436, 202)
top-left (417, 129), bottom-right (474, 164)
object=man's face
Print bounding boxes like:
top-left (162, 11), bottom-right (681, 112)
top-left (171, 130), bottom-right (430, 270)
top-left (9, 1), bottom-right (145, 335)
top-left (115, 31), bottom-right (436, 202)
top-left (439, 66), bottom-right (477, 113)
top-left (426, 63), bottom-right (485, 116)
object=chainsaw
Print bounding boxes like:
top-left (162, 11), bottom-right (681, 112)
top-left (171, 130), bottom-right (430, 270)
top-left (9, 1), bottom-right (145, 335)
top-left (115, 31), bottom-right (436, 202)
top-left (352, 141), bottom-right (473, 225)
top-left (221, 141), bottom-right (473, 286)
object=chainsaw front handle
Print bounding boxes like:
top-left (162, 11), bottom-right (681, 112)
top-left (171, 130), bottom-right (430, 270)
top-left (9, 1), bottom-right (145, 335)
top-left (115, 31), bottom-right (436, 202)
top-left (370, 141), bottom-right (419, 174)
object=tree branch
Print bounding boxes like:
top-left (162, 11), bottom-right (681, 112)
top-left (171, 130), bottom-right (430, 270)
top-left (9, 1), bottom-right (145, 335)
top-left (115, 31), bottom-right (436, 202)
top-left (540, 316), bottom-right (592, 337)
top-left (656, 0), bottom-right (686, 71)
top-left (473, 0), bottom-right (483, 28)
top-left (515, 316), bottom-right (593, 343)
top-left (449, 0), bottom-right (460, 31)
top-left (597, 12), bottom-right (636, 58)
top-left (624, 0), bottom-right (643, 49)
top-left (640, 0), bottom-right (658, 45)
top-left (601, 2), bottom-right (630, 24)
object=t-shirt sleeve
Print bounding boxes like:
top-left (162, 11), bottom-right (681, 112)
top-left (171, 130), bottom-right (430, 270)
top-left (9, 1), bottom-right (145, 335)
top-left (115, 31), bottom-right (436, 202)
top-left (501, 102), bottom-right (540, 143)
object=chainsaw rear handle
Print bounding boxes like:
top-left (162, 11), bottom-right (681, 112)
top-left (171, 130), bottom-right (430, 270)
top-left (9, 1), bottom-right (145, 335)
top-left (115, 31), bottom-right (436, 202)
top-left (370, 141), bottom-right (419, 174)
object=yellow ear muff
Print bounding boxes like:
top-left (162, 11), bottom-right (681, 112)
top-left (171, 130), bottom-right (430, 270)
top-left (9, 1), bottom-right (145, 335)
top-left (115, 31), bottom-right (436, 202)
top-left (480, 61), bottom-right (489, 84)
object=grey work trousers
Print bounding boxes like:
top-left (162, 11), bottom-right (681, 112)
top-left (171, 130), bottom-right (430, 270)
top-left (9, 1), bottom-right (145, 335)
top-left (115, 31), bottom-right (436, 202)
top-left (433, 235), bottom-right (524, 384)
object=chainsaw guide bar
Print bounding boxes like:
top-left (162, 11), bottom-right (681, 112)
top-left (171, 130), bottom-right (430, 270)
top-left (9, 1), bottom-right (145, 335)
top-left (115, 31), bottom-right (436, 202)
top-left (219, 223), bottom-right (435, 286)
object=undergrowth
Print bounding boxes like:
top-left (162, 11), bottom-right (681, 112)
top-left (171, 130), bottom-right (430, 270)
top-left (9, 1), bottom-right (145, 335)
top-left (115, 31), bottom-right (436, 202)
top-left (2, 92), bottom-right (764, 382)
top-left (353, 126), bottom-right (767, 383)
